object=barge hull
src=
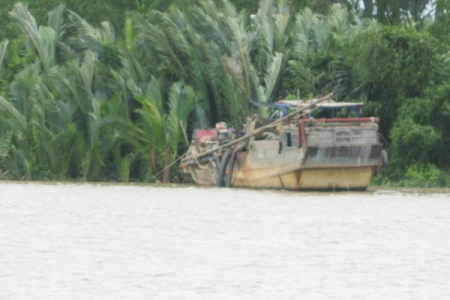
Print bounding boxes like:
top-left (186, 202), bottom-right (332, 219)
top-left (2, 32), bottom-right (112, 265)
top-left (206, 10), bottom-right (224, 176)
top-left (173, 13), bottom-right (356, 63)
top-left (231, 166), bottom-right (374, 191)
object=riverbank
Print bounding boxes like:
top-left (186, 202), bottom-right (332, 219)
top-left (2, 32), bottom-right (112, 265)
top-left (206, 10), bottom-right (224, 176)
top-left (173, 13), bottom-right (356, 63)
top-left (2, 180), bottom-right (449, 195)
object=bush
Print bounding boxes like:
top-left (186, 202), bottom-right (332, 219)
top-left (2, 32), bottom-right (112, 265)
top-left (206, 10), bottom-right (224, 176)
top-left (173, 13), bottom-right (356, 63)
top-left (390, 117), bottom-right (442, 168)
top-left (372, 164), bottom-right (450, 188)
top-left (400, 164), bottom-right (450, 187)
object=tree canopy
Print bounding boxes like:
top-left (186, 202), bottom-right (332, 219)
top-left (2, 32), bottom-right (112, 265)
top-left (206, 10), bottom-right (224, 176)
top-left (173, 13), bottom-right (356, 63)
top-left (0, 0), bottom-right (449, 186)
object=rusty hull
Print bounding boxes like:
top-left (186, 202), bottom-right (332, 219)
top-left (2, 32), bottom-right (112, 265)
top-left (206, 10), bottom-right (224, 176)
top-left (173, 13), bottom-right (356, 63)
top-left (231, 166), bottom-right (375, 191)
top-left (187, 165), bottom-right (217, 186)
top-left (228, 142), bottom-right (382, 191)
top-left (184, 143), bottom-right (382, 190)
top-left (183, 156), bottom-right (218, 186)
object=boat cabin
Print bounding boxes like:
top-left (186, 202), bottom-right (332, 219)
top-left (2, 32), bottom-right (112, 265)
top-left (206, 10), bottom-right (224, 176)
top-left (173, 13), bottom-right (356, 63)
top-left (260, 100), bottom-right (380, 148)
top-left (275, 100), bottom-right (363, 119)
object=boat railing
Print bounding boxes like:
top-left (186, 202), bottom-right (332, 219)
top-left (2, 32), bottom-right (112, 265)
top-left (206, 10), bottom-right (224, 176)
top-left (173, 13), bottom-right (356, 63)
top-left (300, 117), bottom-right (379, 125)
top-left (297, 118), bottom-right (380, 147)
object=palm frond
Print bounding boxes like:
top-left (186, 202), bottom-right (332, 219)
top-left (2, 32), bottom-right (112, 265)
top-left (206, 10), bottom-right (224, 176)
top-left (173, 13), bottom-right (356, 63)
top-left (0, 97), bottom-right (28, 134)
top-left (80, 50), bottom-right (97, 97)
top-left (216, 64), bottom-right (243, 123)
top-left (131, 12), bottom-right (187, 78)
top-left (327, 4), bottom-right (350, 37)
top-left (30, 118), bottom-right (59, 172)
top-left (262, 52), bottom-right (283, 102)
top-left (48, 3), bottom-right (66, 40)
top-left (274, 10), bottom-right (290, 52)
top-left (54, 100), bottom-right (76, 130)
top-left (0, 131), bottom-right (13, 157)
top-left (88, 98), bottom-right (101, 147)
top-left (288, 60), bottom-right (316, 93)
top-left (220, 0), bottom-right (238, 17)
top-left (134, 78), bottom-right (165, 150)
top-left (10, 3), bottom-right (56, 73)
top-left (68, 10), bottom-right (103, 53)
top-left (0, 40), bottom-right (9, 76)
top-left (166, 82), bottom-right (188, 152)
top-left (155, 11), bottom-right (192, 71)
top-left (193, 105), bottom-right (210, 129)
top-left (119, 47), bottom-right (148, 85)
top-left (101, 22), bottom-right (115, 45)
top-left (257, 14), bottom-right (274, 56)
top-left (258, 0), bottom-right (273, 16)
top-left (226, 16), bottom-right (253, 101)
top-left (293, 9), bottom-right (318, 63)
top-left (192, 4), bottom-right (232, 55)
top-left (311, 19), bottom-right (330, 53)
top-left (9, 62), bottom-right (40, 116)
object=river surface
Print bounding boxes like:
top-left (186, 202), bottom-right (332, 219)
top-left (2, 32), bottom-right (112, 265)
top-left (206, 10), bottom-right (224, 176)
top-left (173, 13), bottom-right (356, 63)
top-left (1, 182), bottom-right (449, 299)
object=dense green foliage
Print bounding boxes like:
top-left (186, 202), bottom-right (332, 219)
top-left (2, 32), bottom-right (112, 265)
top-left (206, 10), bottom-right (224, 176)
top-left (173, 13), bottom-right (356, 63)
top-left (0, 0), bottom-right (449, 186)
top-left (0, 0), bottom-right (437, 41)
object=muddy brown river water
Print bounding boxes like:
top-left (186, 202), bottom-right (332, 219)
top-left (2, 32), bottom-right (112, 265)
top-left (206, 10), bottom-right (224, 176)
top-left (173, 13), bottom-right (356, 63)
top-left (1, 182), bottom-right (449, 299)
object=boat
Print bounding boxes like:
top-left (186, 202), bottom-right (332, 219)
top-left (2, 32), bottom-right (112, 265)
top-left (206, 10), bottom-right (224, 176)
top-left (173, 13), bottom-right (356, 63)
top-left (179, 93), bottom-right (387, 191)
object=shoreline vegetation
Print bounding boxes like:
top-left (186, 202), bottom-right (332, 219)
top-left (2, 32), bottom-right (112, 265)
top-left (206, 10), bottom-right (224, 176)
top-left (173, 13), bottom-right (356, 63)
top-left (0, 0), bottom-right (449, 187)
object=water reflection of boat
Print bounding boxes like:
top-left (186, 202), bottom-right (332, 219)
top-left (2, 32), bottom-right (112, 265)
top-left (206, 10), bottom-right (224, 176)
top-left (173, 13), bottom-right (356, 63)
top-left (180, 93), bottom-right (387, 191)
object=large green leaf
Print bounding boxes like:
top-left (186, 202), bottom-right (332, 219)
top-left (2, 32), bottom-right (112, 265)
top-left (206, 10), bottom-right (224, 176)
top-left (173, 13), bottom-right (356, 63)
top-left (0, 97), bottom-right (28, 134)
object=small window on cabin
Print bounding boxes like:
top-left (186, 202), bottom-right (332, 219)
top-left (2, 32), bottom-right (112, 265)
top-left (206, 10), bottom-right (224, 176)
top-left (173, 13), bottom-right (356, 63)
top-left (286, 133), bottom-right (292, 147)
top-left (311, 107), bottom-right (358, 119)
top-left (281, 133), bottom-right (293, 147)
top-left (311, 109), bottom-right (332, 119)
